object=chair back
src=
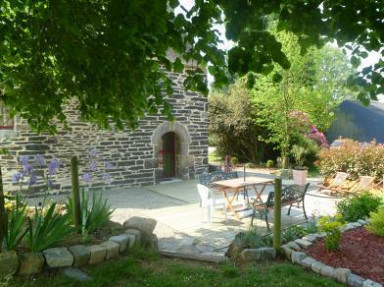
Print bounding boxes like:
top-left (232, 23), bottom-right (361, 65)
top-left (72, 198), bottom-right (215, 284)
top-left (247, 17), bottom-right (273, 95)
top-left (330, 172), bottom-right (349, 187)
top-left (198, 171), bottom-right (238, 187)
top-left (266, 183), bottom-right (310, 208)
top-left (197, 184), bottom-right (211, 205)
top-left (353, 176), bottom-right (375, 191)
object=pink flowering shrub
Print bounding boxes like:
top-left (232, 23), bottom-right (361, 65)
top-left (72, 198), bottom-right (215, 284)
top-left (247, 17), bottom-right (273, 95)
top-left (307, 125), bottom-right (329, 147)
top-left (316, 139), bottom-right (384, 181)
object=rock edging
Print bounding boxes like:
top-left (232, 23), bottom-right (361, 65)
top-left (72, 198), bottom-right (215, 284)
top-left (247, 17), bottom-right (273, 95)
top-left (280, 219), bottom-right (383, 287)
top-left (0, 216), bottom-right (159, 277)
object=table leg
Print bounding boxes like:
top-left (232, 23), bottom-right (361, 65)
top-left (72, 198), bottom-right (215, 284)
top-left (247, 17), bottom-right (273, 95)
top-left (221, 188), bottom-right (240, 220)
top-left (251, 183), bottom-right (268, 203)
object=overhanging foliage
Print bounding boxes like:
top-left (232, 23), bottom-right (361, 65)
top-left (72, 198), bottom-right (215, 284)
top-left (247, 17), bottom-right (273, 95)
top-left (0, 0), bottom-right (382, 132)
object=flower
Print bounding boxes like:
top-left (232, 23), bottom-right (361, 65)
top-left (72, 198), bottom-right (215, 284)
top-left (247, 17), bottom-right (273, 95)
top-left (103, 173), bottom-right (111, 184)
top-left (28, 174), bottom-right (38, 186)
top-left (89, 161), bottom-right (97, 171)
top-left (19, 156), bottom-right (29, 166)
top-left (48, 157), bottom-right (61, 175)
top-left (82, 173), bottom-right (91, 184)
top-left (47, 179), bottom-right (55, 188)
top-left (5, 202), bottom-right (13, 211)
top-left (12, 172), bottom-right (23, 184)
top-left (22, 164), bottom-right (34, 176)
top-left (35, 154), bottom-right (46, 167)
top-left (89, 148), bottom-right (98, 158)
top-left (105, 162), bottom-right (114, 170)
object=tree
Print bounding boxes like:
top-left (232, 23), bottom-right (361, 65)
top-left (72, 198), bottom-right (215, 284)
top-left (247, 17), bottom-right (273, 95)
top-left (252, 30), bottom-right (353, 168)
top-left (209, 79), bottom-right (275, 162)
top-left (0, 1), bottom-right (383, 132)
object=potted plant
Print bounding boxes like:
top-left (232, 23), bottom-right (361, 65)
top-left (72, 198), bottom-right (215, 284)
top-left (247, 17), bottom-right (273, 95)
top-left (291, 145), bottom-right (308, 185)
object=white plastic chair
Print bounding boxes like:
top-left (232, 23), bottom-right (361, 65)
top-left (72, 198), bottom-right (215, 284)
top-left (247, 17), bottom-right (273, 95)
top-left (197, 184), bottom-right (227, 223)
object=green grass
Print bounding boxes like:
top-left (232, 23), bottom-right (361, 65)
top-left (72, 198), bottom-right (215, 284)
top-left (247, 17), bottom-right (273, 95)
top-left (7, 247), bottom-right (343, 287)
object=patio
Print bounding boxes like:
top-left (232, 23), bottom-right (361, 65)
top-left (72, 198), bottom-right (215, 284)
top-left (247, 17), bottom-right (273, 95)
top-left (26, 174), bottom-right (339, 255)
top-left (110, 174), bottom-right (338, 254)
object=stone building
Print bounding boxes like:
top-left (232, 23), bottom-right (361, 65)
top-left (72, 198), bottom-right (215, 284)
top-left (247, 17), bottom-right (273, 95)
top-left (0, 67), bottom-right (208, 194)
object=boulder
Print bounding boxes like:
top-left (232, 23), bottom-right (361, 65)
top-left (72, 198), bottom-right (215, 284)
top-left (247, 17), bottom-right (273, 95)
top-left (123, 217), bottom-right (157, 245)
top-left (87, 245), bottom-right (107, 265)
top-left (348, 274), bottom-right (365, 287)
top-left (241, 249), bottom-right (262, 261)
top-left (43, 247), bottom-right (74, 268)
top-left (123, 217), bottom-right (157, 235)
top-left (280, 244), bottom-right (292, 260)
top-left (109, 234), bottom-right (130, 252)
top-left (362, 279), bottom-right (383, 287)
top-left (18, 252), bottom-right (45, 276)
top-left (291, 251), bottom-right (306, 265)
top-left (100, 241), bottom-right (120, 260)
top-left (0, 250), bottom-right (19, 276)
top-left (333, 268), bottom-right (351, 284)
top-left (68, 245), bottom-right (91, 267)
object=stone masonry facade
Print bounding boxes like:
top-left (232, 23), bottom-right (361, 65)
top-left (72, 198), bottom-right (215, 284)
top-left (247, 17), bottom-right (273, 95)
top-left (0, 68), bottom-right (208, 194)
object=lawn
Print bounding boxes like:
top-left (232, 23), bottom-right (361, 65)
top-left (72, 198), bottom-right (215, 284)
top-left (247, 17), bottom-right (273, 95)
top-left (8, 248), bottom-right (343, 287)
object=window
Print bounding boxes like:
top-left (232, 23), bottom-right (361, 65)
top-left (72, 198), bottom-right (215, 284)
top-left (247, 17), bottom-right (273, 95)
top-left (0, 102), bottom-right (14, 129)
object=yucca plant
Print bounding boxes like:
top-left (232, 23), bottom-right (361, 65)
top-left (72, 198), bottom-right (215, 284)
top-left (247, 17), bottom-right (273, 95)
top-left (27, 200), bottom-right (72, 252)
top-left (3, 195), bottom-right (28, 251)
top-left (67, 188), bottom-right (113, 237)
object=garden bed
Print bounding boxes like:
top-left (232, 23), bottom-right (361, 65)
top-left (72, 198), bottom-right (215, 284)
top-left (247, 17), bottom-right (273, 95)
top-left (306, 227), bottom-right (384, 284)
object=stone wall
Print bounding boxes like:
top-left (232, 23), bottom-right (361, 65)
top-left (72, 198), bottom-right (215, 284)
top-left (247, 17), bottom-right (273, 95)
top-left (0, 68), bottom-right (208, 194)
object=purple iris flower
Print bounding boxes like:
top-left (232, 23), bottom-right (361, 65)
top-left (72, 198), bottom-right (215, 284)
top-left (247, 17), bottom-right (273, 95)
top-left (35, 154), bottom-right (46, 167)
top-left (82, 173), bottom-right (91, 183)
top-left (28, 175), bottom-right (38, 186)
top-left (48, 157), bottom-right (61, 175)
top-left (89, 161), bottom-right (97, 171)
top-left (103, 173), bottom-right (111, 184)
top-left (19, 156), bottom-right (29, 166)
top-left (89, 148), bottom-right (98, 158)
top-left (23, 164), bottom-right (34, 176)
top-left (47, 179), bottom-right (55, 188)
top-left (12, 172), bottom-right (23, 184)
top-left (105, 162), bottom-right (114, 170)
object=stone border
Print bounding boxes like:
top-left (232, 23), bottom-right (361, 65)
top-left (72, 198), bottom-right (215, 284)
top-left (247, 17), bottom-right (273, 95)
top-left (280, 219), bottom-right (383, 287)
top-left (0, 228), bottom-right (143, 277)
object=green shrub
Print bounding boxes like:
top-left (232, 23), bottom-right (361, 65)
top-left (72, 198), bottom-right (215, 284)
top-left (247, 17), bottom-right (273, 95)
top-left (4, 195), bottom-right (28, 251)
top-left (336, 192), bottom-right (382, 222)
top-left (366, 207), bottom-right (384, 237)
top-left (266, 160), bottom-right (274, 168)
top-left (290, 134), bottom-right (319, 168)
top-left (282, 225), bottom-right (306, 243)
top-left (232, 228), bottom-right (270, 250)
top-left (316, 139), bottom-right (384, 181)
top-left (27, 201), bottom-right (72, 252)
top-left (231, 157), bottom-right (239, 166)
top-left (318, 215), bottom-right (343, 251)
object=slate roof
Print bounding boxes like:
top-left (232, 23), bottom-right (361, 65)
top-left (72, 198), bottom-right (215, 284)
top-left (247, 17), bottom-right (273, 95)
top-left (326, 100), bottom-right (384, 144)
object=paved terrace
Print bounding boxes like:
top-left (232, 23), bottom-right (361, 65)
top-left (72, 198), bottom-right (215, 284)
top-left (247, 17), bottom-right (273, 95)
top-left (27, 173), bottom-right (339, 255)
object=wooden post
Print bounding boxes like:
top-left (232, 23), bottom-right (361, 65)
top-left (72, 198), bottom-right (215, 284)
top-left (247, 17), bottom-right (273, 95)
top-left (0, 167), bottom-right (6, 252)
top-left (71, 156), bottom-right (81, 229)
top-left (273, 177), bottom-right (282, 253)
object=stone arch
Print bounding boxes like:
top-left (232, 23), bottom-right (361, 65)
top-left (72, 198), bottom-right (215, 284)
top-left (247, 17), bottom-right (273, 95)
top-left (151, 121), bottom-right (191, 181)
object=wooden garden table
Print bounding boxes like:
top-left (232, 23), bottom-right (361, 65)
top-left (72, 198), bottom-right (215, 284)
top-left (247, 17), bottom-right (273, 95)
top-left (213, 176), bottom-right (274, 219)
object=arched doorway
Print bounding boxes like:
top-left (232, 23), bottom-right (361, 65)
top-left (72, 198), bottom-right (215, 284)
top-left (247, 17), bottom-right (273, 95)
top-left (151, 121), bottom-right (191, 181)
top-left (160, 132), bottom-right (179, 178)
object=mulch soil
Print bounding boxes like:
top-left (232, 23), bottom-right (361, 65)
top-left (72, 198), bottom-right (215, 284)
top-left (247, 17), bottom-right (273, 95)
top-left (306, 227), bottom-right (384, 284)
